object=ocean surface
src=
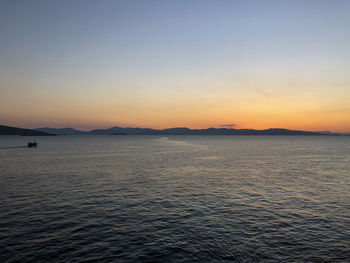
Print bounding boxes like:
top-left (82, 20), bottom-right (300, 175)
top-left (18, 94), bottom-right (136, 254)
top-left (0, 135), bottom-right (349, 262)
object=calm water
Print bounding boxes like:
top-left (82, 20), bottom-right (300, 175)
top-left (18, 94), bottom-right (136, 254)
top-left (0, 135), bottom-right (349, 262)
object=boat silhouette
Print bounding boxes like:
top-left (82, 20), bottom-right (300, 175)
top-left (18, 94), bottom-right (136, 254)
top-left (27, 141), bottom-right (37, 148)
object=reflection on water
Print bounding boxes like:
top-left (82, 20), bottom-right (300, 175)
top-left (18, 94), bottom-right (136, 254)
top-left (1, 135), bottom-right (350, 262)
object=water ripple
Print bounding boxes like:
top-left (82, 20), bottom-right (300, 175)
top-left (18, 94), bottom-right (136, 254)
top-left (0, 135), bottom-right (349, 262)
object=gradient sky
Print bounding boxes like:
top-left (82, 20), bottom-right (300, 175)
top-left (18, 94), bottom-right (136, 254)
top-left (1, 0), bottom-right (350, 132)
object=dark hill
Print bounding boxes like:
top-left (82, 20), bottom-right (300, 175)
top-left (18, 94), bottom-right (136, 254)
top-left (0, 125), bottom-right (55, 136)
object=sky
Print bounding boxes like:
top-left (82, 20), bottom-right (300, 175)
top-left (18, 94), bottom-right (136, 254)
top-left (1, 0), bottom-right (350, 132)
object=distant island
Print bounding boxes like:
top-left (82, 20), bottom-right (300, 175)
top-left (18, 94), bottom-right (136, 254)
top-left (1, 124), bottom-right (348, 136)
top-left (0, 125), bottom-right (54, 136)
top-left (35, 126), bottom-right (345, 136)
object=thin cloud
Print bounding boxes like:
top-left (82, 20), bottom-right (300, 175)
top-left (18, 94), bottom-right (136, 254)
top-left (219, 124), bottom-right (237, 128)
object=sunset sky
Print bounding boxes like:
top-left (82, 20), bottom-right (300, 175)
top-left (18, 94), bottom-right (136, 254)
top-left (1, 0), bottom-right (350, 132)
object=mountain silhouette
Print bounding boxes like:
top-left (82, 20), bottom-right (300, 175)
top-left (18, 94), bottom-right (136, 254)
top-left (0, 125), bottom-right (54, 136)
top-left (2, 124), bottom-right (345, 136)
top-left (34, 126), bottom-right (330, 136)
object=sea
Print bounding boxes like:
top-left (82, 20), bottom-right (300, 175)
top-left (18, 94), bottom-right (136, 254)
top-left (0, 135), bottom-right (349, 262)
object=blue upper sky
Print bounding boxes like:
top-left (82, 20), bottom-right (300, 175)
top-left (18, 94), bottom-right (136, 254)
top-left (1, 0), bottom-right (350, 131)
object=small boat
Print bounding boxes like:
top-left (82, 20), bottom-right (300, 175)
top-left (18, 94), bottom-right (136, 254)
top-left (27, 141), bottom-right (37, 148)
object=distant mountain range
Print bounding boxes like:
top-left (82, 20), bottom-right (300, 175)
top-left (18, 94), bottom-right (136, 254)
top-left (34, 126), bottom-right (339, 136)
top-left (1, 124), bottom-right (348, 136)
